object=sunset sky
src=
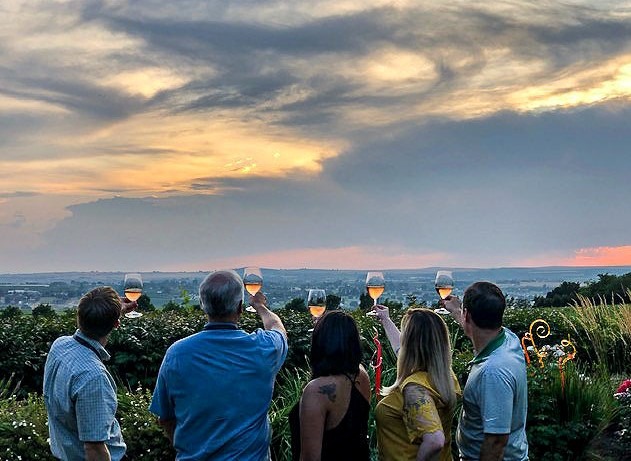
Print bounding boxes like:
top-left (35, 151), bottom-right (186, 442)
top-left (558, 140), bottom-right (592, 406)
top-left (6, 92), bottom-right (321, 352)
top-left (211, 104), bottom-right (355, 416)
top-left (2, 0), bottom-right (631, 273)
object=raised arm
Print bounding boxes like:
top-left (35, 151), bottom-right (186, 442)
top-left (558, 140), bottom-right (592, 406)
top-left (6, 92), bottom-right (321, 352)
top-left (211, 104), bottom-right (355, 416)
top-left (370, 304), bottom-right (401, 354)
top-left (441, 295), bottom-right (465, 329)
top-left (250, 291), bottom-right (287, 337)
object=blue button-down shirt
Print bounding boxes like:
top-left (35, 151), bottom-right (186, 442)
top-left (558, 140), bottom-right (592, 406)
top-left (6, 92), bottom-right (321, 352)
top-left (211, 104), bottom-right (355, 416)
top-left (150, 325), bottom-right (288, 460)
top-left (43, 329), bottom-right (126, 461)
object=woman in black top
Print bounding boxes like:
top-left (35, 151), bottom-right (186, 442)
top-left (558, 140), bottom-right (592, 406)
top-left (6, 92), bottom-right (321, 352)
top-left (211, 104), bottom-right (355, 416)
top-left (289, 310), bottom-right (371, 461)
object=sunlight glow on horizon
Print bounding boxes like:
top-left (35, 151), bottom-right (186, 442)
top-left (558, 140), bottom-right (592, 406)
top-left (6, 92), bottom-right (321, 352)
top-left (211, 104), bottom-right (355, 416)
top-left (516, 246), bottom-right (631, 268)
top-left (164, 246), bottom-right (452, 272)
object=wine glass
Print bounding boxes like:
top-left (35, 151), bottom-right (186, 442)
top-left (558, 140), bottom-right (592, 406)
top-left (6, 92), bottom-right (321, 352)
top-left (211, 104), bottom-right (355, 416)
top-left (243, 267), bottom-right (263, 313)
top-left (434, 270), bottom-right (454, 315)
top-left (366, 272), bottom-right (385, 306)
top-left (307, 289), bottom-right (326, 331)
top-left (123, 273), bottom-right (143, 319)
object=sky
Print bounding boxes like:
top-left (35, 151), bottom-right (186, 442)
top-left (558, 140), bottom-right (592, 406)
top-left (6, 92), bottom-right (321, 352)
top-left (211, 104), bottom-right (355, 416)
top-left (2, 0), bottom-right (631, 273)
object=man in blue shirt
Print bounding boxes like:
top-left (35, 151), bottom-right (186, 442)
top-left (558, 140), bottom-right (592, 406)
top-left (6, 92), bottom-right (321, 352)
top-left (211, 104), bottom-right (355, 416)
top-left (150, 270), bottom-right (288, 460)
top-left (44, 286), bottom-right (136, 461)
top-left (443, 282), bottom-right (529, 461)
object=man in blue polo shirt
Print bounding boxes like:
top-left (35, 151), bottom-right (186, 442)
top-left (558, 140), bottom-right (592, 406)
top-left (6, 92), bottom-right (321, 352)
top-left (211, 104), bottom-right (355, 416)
top-left (150, 269), bottom-right (288, 460)
top-left (443, 281), bottom-right (529, 461)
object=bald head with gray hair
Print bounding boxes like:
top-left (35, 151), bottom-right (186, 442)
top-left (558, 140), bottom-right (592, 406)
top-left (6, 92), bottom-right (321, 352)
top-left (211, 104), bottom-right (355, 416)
top-left (199, 270), bottom-right (244, 319)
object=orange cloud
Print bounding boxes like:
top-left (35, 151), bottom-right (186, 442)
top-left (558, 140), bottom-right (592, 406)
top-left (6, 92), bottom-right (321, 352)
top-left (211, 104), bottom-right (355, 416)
top-left (517, 245), bottom-right (631, 267)
top-left (166, 245), bottom-right (451, 271)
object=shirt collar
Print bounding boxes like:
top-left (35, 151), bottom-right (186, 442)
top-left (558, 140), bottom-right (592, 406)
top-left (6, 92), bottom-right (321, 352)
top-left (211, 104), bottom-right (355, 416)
top-left (75, 329), bottom-right (111, 361)
top-left (203, 321), bottom-right (239, 331)
top-left (470, 327), bottom-right (506, 365)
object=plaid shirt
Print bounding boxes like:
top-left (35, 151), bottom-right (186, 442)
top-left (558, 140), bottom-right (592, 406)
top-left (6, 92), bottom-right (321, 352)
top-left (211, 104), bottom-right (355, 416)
top-left (43, 329), bottom-right (126, 461)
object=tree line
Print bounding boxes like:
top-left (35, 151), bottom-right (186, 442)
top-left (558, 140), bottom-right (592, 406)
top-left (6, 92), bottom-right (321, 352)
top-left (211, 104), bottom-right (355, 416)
top-left (533, 272), bottom-right (631, 307)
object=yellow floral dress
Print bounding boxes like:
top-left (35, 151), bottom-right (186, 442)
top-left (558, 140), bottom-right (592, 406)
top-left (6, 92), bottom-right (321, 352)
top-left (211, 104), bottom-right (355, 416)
top-left (375, 371), bottom-right (460, 461)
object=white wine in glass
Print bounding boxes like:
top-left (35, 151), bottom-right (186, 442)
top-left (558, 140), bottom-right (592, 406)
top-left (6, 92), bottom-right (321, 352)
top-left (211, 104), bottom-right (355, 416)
top-left (366, 272), bottom-right (385, 306)
top-left (307, 289), bottom-right (327, 320)
top-left (434, 270), bottom-right (454, 315)
top-left (123, 273), bottom-right (143, 318)
top-left (243, 267), bottom-right (263, 313)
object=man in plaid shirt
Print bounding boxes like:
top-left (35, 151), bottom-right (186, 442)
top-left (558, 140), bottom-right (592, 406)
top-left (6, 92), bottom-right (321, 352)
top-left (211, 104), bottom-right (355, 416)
top-left (44, 286), bottom-right (135, 461)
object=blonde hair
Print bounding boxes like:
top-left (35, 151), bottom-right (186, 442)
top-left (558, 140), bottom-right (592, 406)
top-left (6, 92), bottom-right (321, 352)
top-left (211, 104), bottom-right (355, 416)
top-left (382, 308), bottom-right (456, 411)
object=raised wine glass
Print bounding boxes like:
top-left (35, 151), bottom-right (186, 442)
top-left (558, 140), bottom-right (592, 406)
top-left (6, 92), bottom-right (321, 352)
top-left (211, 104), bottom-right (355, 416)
top-left (365, 272), bottom-right (385, 317)
top-left (123, 273), bottom-right (143, 319)
top-left (243, 267), bottom-right (263, 313)
top-left (434, 270), bottom-right (454, 315)
top-left (307, 289), bottom-right (326, 331)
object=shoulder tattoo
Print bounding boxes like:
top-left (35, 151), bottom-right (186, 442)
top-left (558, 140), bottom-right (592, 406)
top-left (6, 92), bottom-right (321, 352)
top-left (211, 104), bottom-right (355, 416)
top-left (318, 383), bottom-right (337, 402)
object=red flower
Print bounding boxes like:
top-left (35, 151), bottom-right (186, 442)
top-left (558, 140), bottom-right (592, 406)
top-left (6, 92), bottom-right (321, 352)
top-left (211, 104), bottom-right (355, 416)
top-left (617, 379), bottom-right (631, 394)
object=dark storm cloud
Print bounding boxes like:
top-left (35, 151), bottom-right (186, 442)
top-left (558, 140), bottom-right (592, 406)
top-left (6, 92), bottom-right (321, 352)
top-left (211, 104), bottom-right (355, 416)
top-left (319, 103), bottom-right (631, 254)
top-left (0, 71), bottom-right (146, 121)
top-left (74, 1), bottom-right (631, 139)
top-left (34, 104), bottom-right (631, 269)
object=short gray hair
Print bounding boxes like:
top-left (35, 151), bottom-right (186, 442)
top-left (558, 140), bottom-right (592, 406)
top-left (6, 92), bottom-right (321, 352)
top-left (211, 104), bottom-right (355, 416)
top-left (199, 270), bottom-right (244, 317)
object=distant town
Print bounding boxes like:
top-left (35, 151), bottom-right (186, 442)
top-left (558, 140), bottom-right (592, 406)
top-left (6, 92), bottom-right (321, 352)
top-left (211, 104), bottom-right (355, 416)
top-left (2, 266), bottom-right (631, 312)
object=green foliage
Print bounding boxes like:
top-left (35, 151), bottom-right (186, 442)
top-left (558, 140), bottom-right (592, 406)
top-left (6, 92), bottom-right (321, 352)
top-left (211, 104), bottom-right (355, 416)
top-left (536, 273), bottom-right (631, 307)
top-left (358, 292), bottom-right (373, 311)
top-left (0, 305), bottom-right (23, 318)
top-left (382, 298), bottom-right (403, 310)
top-left (0, 313), bottom-right (75, 396)
top-left (137, 294), bottom-right (156, 312)
top-left (269, 367), bottom-right (310, 460)
top-left (161, 299), bottom-right (182, 311)
top-left (533, 281), bottom-right (581, 307)
top-left (563, 297), bottom-right (631, 374)
top-left (179, 289), bottom-right (192, 309)
top-left (527, 364), bottom-right (618, 460)
top-left (0, 394), bottom-right (52, 460)
top-left (284, 297), bottom-right (306, 312)
top-left (0, 302), bottom-right (629, 460)
top-left (117, 387), bottom-right (175, 459)
top-left (31, 303), bottom-right (56, 317)
top-left (325, 293), bottom-right (341, 310)
top-left (581, 273), bottom-right (631, 304)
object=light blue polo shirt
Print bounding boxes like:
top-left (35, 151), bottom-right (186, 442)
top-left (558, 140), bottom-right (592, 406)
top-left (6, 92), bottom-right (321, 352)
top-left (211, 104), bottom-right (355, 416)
top-left (457, 328), bottom-right (529, 461)
top-left (150, 323), bottom-right (288, 461)
top-left (43, 330), bottom-right (126, 461)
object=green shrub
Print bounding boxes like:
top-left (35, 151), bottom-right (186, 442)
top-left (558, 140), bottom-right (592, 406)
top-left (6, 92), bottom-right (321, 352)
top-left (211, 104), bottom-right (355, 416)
top-left (117, 387), bottom-right (175, 459)
top-left (0, 304), bottom-right (629, 460)
top-left (527, 362), bottom-right (618, 460)
top-left (0, 393), bottom-right (53, 460)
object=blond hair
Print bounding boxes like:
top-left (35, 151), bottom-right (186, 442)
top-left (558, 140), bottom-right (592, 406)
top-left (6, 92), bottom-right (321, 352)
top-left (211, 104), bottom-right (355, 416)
top-left (382, 308), bottom-right (456, 410)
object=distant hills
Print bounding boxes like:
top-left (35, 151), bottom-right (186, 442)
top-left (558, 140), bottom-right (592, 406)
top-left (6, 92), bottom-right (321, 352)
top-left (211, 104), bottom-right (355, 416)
top-left (2, 266), bottom-right (631, 285)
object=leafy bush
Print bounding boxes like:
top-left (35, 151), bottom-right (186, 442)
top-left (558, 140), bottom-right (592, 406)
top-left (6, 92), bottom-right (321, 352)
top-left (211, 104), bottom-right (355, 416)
top-left (117, 387), bottom-right (175, 459)
top-left (0, 393), bottom-right (52, 460)
top-left (0, 304), bottom-right (629, 460)
top-left (527, 363), bottom-right (618, 460)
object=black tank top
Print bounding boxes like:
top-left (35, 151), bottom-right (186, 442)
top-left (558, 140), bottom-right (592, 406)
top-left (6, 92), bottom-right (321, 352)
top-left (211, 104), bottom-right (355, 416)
top-left (289, 376), bottom-right (370, 461)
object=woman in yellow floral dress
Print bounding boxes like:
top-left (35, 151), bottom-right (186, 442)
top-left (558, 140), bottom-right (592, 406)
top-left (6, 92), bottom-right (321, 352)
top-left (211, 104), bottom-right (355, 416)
top-left (371, 307), bottom-right (461, 461)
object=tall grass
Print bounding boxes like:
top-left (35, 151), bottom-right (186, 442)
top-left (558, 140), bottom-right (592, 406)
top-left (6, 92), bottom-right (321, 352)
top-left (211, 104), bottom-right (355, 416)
top-left (564, 294), bottom-right (631, 373)
top-left (270, 367), bottom-right (310, 461)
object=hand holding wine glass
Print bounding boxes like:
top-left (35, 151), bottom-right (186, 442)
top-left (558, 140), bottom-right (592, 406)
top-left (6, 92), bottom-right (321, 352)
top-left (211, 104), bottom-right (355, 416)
top-left (123, 273), bottom-right (143, 319)
top-left (243, 267), bottom-right (263, 313)
top-left (434, 270), bottom-right (453, 315)
top-left (365, 272), bottom-right (385, 316)
top-left (307, 289), bottom-right (326, 328)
